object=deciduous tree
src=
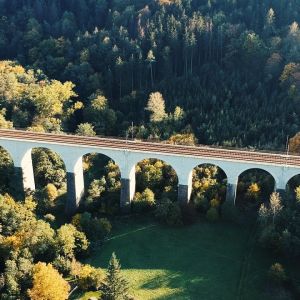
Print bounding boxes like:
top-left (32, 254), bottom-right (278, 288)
top-left (28, 262), bottom-right (70, 300)
top-left (146, 92), bottom-right (167, 123)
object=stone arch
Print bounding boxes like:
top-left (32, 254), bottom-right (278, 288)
top-left (31, 147), bottom-right (67, 214)
top-left (81, 149), bottom-right (124, 172)
top-left (236, 167), bottom-right (276, 210)
top-left (285, 174), bottom-right (300, 196)
top-left (190, 163), bottom-right (228, 209)
top-left (237, 166), bottom-right (278, 184)
top-left (130, 156), bottom-right (179, 203)
top-left (80, 151), bottom-right (122, 213)
top-left (128, 154), bottom-right (180, 176)
top-left (31, 147), bottom-right (67, 190)
top-left (0, 145), bottom-right (16, 195)
top-left (29, 144), bottom-right (69, 215)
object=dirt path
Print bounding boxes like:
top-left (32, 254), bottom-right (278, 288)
top-left (104, 224), bottom-right (158, 242)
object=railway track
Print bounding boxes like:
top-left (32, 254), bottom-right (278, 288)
top-left (0, 129), bottom-right (300, 167)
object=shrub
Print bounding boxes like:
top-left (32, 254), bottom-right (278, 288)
top-left (210, 198), bottom-right (220, 208)
top-left (132, 188), bottom-right (155, 213)
top-left (71, 213), bottom-right (81, 229)
top-left (72, 213), bottom-right (112, 241)
top-left (44, 214), bottom-right (56, 223)
top-left (56, 224), bottom-right (89, 258)
top-left (161, 185), bottom-right (177, 200)
top-left (295, 186), bottom-right (300, 202)
top-left (45, 183), bottom-right (58, 201)
top-left (76, 123), bottom-right (96, 136)
top-left (206, 207), bottom-right (219, 222)
top-left (221, 201), bottom-right (239, 222)
top-left (247, 183), bottom-right (260, 198)
top-left (259, 224), bottom-right (282, 253)
top-left (155, 198), bottom-right (182, 226)
top-left (34, 185), bottom-right (59, 214)
top-left (193, 194), bottom-right (209, 212)
top-left (71, 261), bottom-right (104, 291)
top-left (268, 263), bottom-right (287, 284)
top-left (52, 256), bottom-right (72, 276)
top-left (85, 178), bottom-right (106, 209)
top-left (98, 218), bottom-right (112, 237)
top-left (280, 229), bottom-right (300, 257)
top-left (180, 203), bottom-right (198, 225)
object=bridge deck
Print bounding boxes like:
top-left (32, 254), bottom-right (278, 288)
top-left (0, 129), bottom-right (299, 167)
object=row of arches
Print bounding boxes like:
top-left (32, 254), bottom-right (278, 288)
top-left (1, 145), bottom-right (300, 215)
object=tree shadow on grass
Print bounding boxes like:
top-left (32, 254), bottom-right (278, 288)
top-left (135, 270), bottom-right (210, 300)
top-left (84, 220), bottom-right (257, 299)
top-left (140, 271), bottom-right (206, 289)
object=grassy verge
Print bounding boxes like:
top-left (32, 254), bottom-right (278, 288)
top-left (71, 216), bottom-right (279, 300)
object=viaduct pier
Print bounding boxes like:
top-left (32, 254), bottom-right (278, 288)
top-left (1, 129), bottom-right (300, 214)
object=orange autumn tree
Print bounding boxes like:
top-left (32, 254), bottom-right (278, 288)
top-left (289, 132), bottom-right (300, 154)
top-left (28, 262), bottom-right (70, 300)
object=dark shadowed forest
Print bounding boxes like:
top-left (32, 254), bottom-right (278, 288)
top-left (0, 0), bottom-right (300, 149)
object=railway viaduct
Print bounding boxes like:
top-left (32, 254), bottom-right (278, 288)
top-left (1, 129), bottom-right (300, 215)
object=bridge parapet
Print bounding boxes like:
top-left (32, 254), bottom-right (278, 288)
top-left (1, 129), bottom-right (300, 214)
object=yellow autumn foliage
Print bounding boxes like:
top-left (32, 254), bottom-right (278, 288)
top-left (289, 132), bottom-right (300, 154)
top-left (247, 183), bottom-right (261, 198)
top-left (28, 262), bottom-right (70, 300)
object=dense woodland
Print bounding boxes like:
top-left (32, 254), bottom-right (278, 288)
top-left (0, 0), bottom-right (299, 148)
top-left (1, 0), bottom-right (300, 299)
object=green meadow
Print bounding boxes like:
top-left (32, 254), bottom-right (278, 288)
top-left (74, 216), bottom-right (283, 300)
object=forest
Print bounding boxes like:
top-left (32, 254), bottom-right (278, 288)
top-left (0, 0), bottom-right (299, 148)
top-left (0, 0), bottom-right (300, 299)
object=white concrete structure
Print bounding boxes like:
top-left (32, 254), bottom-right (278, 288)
top-left (1, 130), bottom-right (300, 214)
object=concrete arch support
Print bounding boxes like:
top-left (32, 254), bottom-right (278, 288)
top-left (63, 147), bottom-right (128, 215)
top-left (19, 149), bottom-right (36, 192)
top-left (64, 156), bottom-right (85, 216)
top-left (177, 170), bottom-right (193, 204)
top-left (4, 131), bottom-right (300, 215)
top-left (170, 160), bottom-right (194, 204)
top-left (275, 166), bottom-right (300, 197)
top-left (120, 164), bottom-right (136, 213)
top-left (2, 143), bottom-right (36, 194)
top-left (226, 175), bottom-right (239, 205)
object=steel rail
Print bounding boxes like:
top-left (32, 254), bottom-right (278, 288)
top-left (0, 129), bottom-right (299, 167)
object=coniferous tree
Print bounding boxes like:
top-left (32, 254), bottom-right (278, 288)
top-left (101, 252), bottom-right (129, 300)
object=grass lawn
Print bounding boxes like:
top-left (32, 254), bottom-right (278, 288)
top-left (75, 216), bottom-right (282, 300)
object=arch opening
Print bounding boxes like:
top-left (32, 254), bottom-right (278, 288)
top-left (0, 146), bottom-right (16, 196)
top-left (133, 158), bottom-right (178, 210)
top-left (191, 164), bottom-right (227, 216)
top-left (236, 168), bottom-right (275, 212)
top-left (81, 153), bottom-right (121, 215)
top-left (286, 175), bottom-right (300, 201)
top-left (31, 147), bottom-right (67, 216)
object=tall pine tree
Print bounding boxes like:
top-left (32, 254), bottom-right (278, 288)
top-left (101, 252), bottom-right (129, 300)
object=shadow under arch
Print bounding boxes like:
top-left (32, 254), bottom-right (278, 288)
top-left (236, 168), bottom-right (275, 210)
top-left (0, 145), bottom-right (17, 195)
top-left (190, 163), bottom-right (227, 210)
top-left (134, 158), bottom-right (179, 202)
top-left (31, 147), bottom-right (67, 215)
top-left (286, 174), bottom-right (300, 198)
top-left (81, 152), bottom-right (121, 214)
top-left (31, 147), bottom-right (67, 190)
